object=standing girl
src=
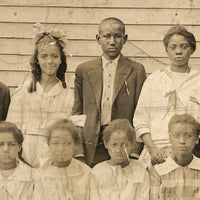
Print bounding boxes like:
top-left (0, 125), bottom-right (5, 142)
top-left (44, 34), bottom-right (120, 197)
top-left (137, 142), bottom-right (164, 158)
top-left (7, 25), bottom-right (74, 167)
top-left (133, 25), bottom-right (200, 166)
top-left (0, 121), bottom-right (34, 199)
top-left (33, 119), bottom-right (91, 200)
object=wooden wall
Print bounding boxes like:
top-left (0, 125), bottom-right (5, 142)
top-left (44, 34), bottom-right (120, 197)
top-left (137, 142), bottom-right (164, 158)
top-left (1, 0), bottom-right (200, 94)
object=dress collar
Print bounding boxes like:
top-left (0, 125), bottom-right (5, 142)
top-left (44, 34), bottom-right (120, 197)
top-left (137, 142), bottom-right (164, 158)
top-left (0, 161), bottom-right (32, 181)
top-left (35, 81), bottom-right (63, 97)
top-left (155, 155), bottom-right (200, 176)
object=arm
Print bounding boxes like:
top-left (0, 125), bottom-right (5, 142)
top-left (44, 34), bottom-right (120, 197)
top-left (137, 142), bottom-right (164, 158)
top-left (132, 65), bottom-right (146, 155)
top-left (2, 85), bottom-right (10, 120)
top-left (6, 85), bottom-right (25, 128)
top-left (142, 133), bottom-right (165, 165)
top-left (134, 64), bottom-right (146, 108)
top-left (72, 66), bottom-right (83, 115)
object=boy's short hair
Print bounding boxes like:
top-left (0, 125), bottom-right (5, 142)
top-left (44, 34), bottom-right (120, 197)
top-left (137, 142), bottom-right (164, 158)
top-left (168, 114), bottom-right (200, 135)
top-left (0, 121), bottom-right (23, 145)
top-left (102, 119), bottom-right (135, 145)
top-left (163, 25), bottom-right (196, 53)
top-left (47, 119), bottom-right (81, 145)
top-left (99, 17), bottom-right (125, 34)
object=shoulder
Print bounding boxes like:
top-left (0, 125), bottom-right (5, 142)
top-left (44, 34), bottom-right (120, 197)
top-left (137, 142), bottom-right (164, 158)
top-left (0, 82), bottom-right (9, 90)
top-left (121, 56), bottom-right (145, 71)
top-left (92, 161), bottom-right (109, 176)
top-left (15, 161), bottom-right (33, 181)
top-left (128, 160), bottom-right (148, 178)
top-left (76, 57), bottom-right (101, 72)
top-left (69, 158), bottom-right (91, 173)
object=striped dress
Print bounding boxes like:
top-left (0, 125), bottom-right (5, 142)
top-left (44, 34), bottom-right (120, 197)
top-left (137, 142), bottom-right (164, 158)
top-left (149, 155), bottom-right (200, 200)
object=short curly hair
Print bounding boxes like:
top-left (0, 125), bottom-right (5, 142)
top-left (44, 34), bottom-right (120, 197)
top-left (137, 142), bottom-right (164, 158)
top-left (47, 119), bottom-right (81, 145)
top-left (168, 114), bottom-right (200, 135)
top-left (102, 119), bottom-right (135, 145)
top-left (163, 25), bottom-right (196, 54)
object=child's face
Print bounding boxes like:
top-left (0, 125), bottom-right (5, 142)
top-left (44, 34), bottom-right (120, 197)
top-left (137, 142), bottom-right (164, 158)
top-left (49, 129), bottom-right (75, 163)
top-left (0, 132), bottom-right (21, 166)
top-left (105, 130), bottom-right (132, 165)
top-left (38, 43), bottom-right (61, 77)
top-left (169, 123), bottom-right (198, 157)
top-left (97, 20), bottom-right (126, 60)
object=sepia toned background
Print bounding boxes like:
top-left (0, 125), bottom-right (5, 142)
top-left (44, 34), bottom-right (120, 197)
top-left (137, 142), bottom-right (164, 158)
top-left (1, 0), bottom-right (200, 94)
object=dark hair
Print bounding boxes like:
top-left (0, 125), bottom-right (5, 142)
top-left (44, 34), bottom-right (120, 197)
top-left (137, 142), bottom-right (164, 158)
top-left (163, 25), bottom-right (196, 53)
top-left (0, 121), bottom-right (29, 164)
top-left (168, 114), bottom-right (200, 135)
top-left (29, 33), bottom-right (67, 93)
top-left (102, 119), bottom-right (135, 145)
top-left (99, 17), bottom-right (126, 34)
top-left (47, 119), bottom-right (81, 145)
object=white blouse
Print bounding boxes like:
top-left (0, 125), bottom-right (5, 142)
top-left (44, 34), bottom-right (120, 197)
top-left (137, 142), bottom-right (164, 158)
top-left (33, 158), bottom-right (91, 200)
top-left (90, 160), bottom-right (149, 200)
top-left (0, 161), bottom-right (34, 200)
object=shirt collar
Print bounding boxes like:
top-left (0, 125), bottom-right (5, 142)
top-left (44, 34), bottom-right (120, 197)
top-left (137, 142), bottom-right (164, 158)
top-left (155, 155), bottom-right (200, 176)
top-left (0, 161), bottom-right (32, 181)
top-left (101, 54), bottom-right (120, 69)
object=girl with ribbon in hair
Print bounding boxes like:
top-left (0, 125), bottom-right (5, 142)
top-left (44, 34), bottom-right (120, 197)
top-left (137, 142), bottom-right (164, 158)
top-left (7, 24), bottom-right (74, 168)
top-left (133, 25), bottom-right (200, 166)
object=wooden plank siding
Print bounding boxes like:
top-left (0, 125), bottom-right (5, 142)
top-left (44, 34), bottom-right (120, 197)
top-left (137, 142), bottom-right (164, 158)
top-left (0, 1), bottom-right (200, 94)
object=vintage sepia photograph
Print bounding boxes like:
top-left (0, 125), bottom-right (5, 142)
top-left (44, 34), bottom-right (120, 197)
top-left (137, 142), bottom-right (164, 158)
top-left (0, 0), bottom-right (200, 199)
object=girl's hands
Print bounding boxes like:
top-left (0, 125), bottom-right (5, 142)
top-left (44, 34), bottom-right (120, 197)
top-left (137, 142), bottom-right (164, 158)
top-left (150, 147), bottom-right (166, 165)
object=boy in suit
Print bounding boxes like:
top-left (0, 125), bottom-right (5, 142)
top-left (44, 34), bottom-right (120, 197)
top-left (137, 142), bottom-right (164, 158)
top-left (72, 17), bottom-right (146, 166)
top-left (0, 82), bottom-right (10, 120)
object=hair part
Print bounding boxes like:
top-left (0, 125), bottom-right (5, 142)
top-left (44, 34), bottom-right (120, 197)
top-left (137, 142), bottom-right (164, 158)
top-left (168, 114), bottom-right (200, 135)
top-left (29, 33), bottom-right (67, 93)
top-left (99, 17), bottom-right (126, 34)
top-left (163, 25), bottom-right (196, 53)
top-left (47, 119), bottom-right (81, 145)
top-left (102, 119), bottom-right (135, 145)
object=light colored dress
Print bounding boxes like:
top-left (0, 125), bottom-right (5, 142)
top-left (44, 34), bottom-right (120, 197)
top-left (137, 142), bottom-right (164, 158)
top-left (7, 81), bottom-right (74, 167)
top-left (90, 160), bottom-right (149, 200)
top-left (149, 155), bottom-right (200, 200)
top-left (133, 67), bottom-right (200, 165)
top-left (0, 161), bottom-right (34, 200)
top-left (33, 158), bottom-right (91, 200)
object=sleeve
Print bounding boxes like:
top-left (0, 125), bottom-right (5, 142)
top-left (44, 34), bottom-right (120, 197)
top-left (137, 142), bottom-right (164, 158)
top-left (148, 165), bottom-right (162, 200)
top-left (134, 64), bottom-right (147, 109)
top-left (72, 66), bottom-right (83, 115)
top-left (133, 78), bottom-right (152, 142)
top-left (6, 85), bottom-right (25, 128)
top-left (2, 85), bottom-right (10, 120)
top-left (134, 170), bottom-right (150, 200)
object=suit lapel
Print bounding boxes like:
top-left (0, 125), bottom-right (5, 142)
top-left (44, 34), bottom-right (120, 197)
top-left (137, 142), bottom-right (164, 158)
top-left (87, 57), bottom-right (102, 112)
top-left (112, 56), bottom-right (132, 104)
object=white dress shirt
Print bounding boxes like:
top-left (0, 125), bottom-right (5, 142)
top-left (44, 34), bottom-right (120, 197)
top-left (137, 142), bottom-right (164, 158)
top-left (101, 55), bottom-right (120, 125)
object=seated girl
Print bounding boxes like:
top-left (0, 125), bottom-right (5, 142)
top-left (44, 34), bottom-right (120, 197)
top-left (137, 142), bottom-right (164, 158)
top-left (149, 114), bottom-right (200, 200)
top-left (33, 119), bottom-right (91, 200)
top-left (90, 119), bottom-right (149, 200)
top-left (7, 24), bottom-right (74, 167)
top-left (0, 121), bottom-right (34, 199)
